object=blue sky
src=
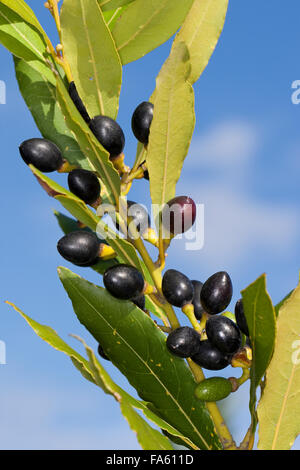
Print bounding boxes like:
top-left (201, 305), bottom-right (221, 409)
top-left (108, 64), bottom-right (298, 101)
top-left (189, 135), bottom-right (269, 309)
top-left (0, 0), bottom-right (299, 449)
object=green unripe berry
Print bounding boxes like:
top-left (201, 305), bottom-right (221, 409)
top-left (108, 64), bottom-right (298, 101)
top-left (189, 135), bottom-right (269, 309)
top-left (194, 377), bottom-right (232, 402)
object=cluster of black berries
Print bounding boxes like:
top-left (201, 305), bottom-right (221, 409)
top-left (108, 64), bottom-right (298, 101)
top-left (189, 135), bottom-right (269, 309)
top-left (18, 81), bottom-right (250, 368)
top-left (163, 269), bottom-right (249, 370)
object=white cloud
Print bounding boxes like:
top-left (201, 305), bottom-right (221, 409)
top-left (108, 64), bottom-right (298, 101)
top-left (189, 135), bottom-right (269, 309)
top-left (174, 119), bottom-right (299, 270)
top-left (193, 183), bottom-right (298, 267)
top-left (187, 120), bottom-right (259, 169)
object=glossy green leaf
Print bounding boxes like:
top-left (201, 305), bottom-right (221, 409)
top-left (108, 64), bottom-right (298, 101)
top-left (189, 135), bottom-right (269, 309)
top-left (14, 58), bottom-right (90, 170)
top-left (0, 0), bottom-right (48, 39)
top-left (61, 0), bottom-right (122, 119)
top-left (120, 401), bottom-right (174, 450)
top-left (77, 337), bottom-right (173, 450)
top-left (6, 302), bottom-right (96, 385)
top-left (72, 335), bottom-right (194, 448)
top-left (56, 76), bottom-right (120, 206)
top-left (8, 299), bottom-right (181, 448)
top-left (111, 0), bottom-right (194, 64)
top-left (58, 267), bottom-right (222, 450)
top-left (146, 42), bottom-right (195, 212)
top-left (0, 3), bottom-right (47, 62)
top-left (99, 0), bottom-right (135, 12)
top-left (257, 281), bottom-right (300, 449)
top-left (241, 275), bottom-right (276, 430)
top-left (173, 0), bottom-right (228, 84)
top-left (103, 6), bottom-right (129, 30)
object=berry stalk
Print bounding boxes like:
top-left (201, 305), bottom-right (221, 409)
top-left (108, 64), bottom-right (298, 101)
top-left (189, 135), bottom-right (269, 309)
top-left (47, 0), bottom-right (73, 83)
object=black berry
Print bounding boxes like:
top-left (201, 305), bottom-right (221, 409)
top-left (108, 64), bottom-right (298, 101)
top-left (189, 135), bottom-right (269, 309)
top-left (103, 264), bottom-right (145, 300)
top-left (235, 299), bottom-right (249, 337)
top-left (19, 138), bottom-right (63, 173)
top-left (200, 271), bottom-right (233, 315)
top-left (131, 101), bottom-right (154, 144)
top-left (57, 231), bottom-right (100, 266)
top-left (191, 280), bottom-right (204, 320)
top-left (132, 294), bottom-right (146, 310)
top-left (166, 326), bottom-right (201, 358)
top-left (206, 316), bottom-right (242, 355)
top-left (162, 269), bottom-right (194, 308)
top-left (68, 81), bottom-right (91, 124)
top-left (68, 169), bottom-right (101, 205)
top-left (97, 343), bottom-right (110, 361)
top-left (191, 340), bottom-right (231, 370)
top-left (89, 115), bottom-right (125, 157)
top-left (161, 196), bottom-right (196, 235)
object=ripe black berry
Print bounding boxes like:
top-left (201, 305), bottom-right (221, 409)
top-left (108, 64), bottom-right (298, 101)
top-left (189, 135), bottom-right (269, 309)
top-left (166, 327), bottom-right (201, 358)
top-left (191, 340), bottom-right (231, 370)
top-left (161, 196), bottom-right (196, 236)
top-left (68, 81), bottom-right (91, 124)
top-left (131, 101), bottom-right (154, 144)
top-left (103, 264), bottom-right (145, 300)
top-left (200, 271), bottom-right (233, 315)
top-left (19, 138), bottom-right (63, 173)
top-left (97, 343), bottom-right (109, 361)
top-left (191, 280), bottom-right (204, 320)
top-left (57, 231), bottom-right (100, 266)
top-left (235, 299), bottom-right (249, 336)
top-left (206, 316), bottom-right (242, 355)
top-left (89, 115), bottom-right (125, 157)
top-left (68, 169), bottom-right (101, 205)
top-left (162, 269), bottom-right (194, 308)
top-left (132, 294), bottom-right (146, 310)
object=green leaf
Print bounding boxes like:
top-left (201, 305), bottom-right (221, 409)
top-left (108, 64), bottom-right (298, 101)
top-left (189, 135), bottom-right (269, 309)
top-left (6, 301), bottom-right (96, 385)
top-left (61, 0), bottom-right (122, 119)
top-left (14, 57), bottom-right (90, 170)
top-left (111, 0), bottom-right (194, 64)
top-left (120, 400), bottom-right (174, 450)
top-left (146, 42), bottom-right (195, 213)
top-left (241, 275), bottom-right (276, 429)
top-left (257, 281), bottom-right (300, 449)
top-left (8, 298), bottom-right (185, 448)
top-left (58, 267), bottom-right (223, 450)
top-left (173, 0), bottom-right (228, 84)
top-left (0, 3), bottom-right (47, 62)
top-left (0, 0), bottom-right (48, 40)
top-left (71, 336), bottom-right (194, 449)
top-left (76, 337), bottom-right (173, 450)
top-left (275, 290), bottom-right (293, 317)
top-left (103, 6), bottom-right (130, 30)
top-left (99, 0), bottom-right (135, 12)
top-left (56, 76), bottom-right (121, 206)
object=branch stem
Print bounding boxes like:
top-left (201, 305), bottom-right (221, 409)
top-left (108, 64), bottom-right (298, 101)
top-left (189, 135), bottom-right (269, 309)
top-left (132, 237), bottom-right (180, 329)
